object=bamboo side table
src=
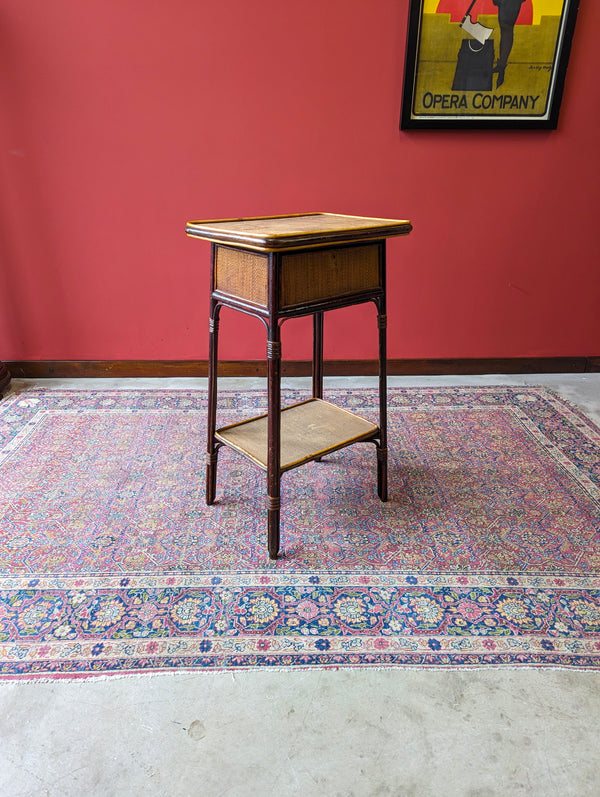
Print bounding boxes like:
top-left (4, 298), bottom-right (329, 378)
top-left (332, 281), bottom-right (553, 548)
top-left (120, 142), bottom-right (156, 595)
top-left (186, 213), bottom-right (412, 559)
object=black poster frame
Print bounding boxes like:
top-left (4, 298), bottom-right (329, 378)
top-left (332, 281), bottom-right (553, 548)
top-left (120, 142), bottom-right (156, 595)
top-left (400, 0), bottom-right (580, 129)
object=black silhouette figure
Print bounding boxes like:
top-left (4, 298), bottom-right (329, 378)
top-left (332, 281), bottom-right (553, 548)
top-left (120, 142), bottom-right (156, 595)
top-left (493, 0), bottom-right (526, 87)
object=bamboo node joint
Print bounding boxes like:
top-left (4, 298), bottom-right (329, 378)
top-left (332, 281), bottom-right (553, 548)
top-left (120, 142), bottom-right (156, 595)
top-left (267, 341), bottom-right (281, 359)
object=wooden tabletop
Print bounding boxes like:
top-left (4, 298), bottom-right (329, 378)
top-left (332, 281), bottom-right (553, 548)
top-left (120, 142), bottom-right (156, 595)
top-left (186, 212), bottom-right (412, 251)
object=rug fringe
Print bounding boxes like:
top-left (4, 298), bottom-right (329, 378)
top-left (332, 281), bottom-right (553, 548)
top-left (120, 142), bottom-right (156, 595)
top-left (2, 662), bottom-right (600, 685)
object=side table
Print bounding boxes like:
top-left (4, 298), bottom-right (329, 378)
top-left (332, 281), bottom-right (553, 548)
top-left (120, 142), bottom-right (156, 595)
top-left (186, 212), bottom-right (412, 559)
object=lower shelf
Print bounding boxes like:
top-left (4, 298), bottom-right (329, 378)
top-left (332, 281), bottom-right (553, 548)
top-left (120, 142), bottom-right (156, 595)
top-left (215, 398), bottom-right (379, 472)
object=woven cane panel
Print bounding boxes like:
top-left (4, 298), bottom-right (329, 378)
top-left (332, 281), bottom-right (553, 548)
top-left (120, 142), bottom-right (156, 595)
top-left (279, 245), bottom-right (380, 308)
top-left (215, 246), bottom-right (268, 307)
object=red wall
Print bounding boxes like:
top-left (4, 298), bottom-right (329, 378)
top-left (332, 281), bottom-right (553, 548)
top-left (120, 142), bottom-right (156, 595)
top-left (1, 0), bottom-right (598, 363)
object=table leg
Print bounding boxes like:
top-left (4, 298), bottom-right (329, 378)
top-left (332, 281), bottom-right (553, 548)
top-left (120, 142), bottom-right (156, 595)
top-left (206, 300), bottom-right (220, 505)
top-left (311, 311), bottom-right (325, 464)
top-left (377, 299), bottom-right (388, 502)
top-left (267, 332), bottom-right (281, 559)
top-left (312, 311), bottom-right (323, 400)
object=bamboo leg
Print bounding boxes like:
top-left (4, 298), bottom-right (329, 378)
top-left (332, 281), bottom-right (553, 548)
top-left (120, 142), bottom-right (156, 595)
top-left (377, 300), bottom-right (388, 502)
top-left (312, 311), bottom-right (324, 463)
top-left (267, 335), bottom-right (281, 559)
top-left (312, 311), bottom-right (323, 400)
top-left (206, 301), bottom-right (220, 505)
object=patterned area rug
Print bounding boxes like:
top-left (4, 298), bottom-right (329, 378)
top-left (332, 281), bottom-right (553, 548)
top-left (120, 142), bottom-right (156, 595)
top-left (0, 386), bottom-right (599, 678)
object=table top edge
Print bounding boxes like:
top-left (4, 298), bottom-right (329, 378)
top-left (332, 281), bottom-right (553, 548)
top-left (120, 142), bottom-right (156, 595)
top-left (185, 212), bottom-right (412, 250)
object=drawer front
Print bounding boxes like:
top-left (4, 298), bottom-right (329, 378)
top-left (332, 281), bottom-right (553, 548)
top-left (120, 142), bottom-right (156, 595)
top-left (214, 246), bottom-right (268, 307)
top-left (279, 244), bottom-right (381, 309)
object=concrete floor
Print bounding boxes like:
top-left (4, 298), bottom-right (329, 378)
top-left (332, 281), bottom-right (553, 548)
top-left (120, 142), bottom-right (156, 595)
top-left (1, 374), bottom-right (600, 797)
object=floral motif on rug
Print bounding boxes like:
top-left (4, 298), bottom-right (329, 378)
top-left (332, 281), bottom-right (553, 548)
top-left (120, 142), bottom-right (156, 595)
top-left (0, 386), bottom-right (599, 677)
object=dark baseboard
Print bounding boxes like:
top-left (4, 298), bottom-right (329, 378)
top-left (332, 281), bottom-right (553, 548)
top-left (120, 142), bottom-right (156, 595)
top-left (0, 362), bottom-right (11, 394)
top-left (6, 357), bottom-right (600, 379)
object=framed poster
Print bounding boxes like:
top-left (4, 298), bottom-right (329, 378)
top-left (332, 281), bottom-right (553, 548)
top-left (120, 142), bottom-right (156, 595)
top-left (400, 0), bottom-right (580, 129)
